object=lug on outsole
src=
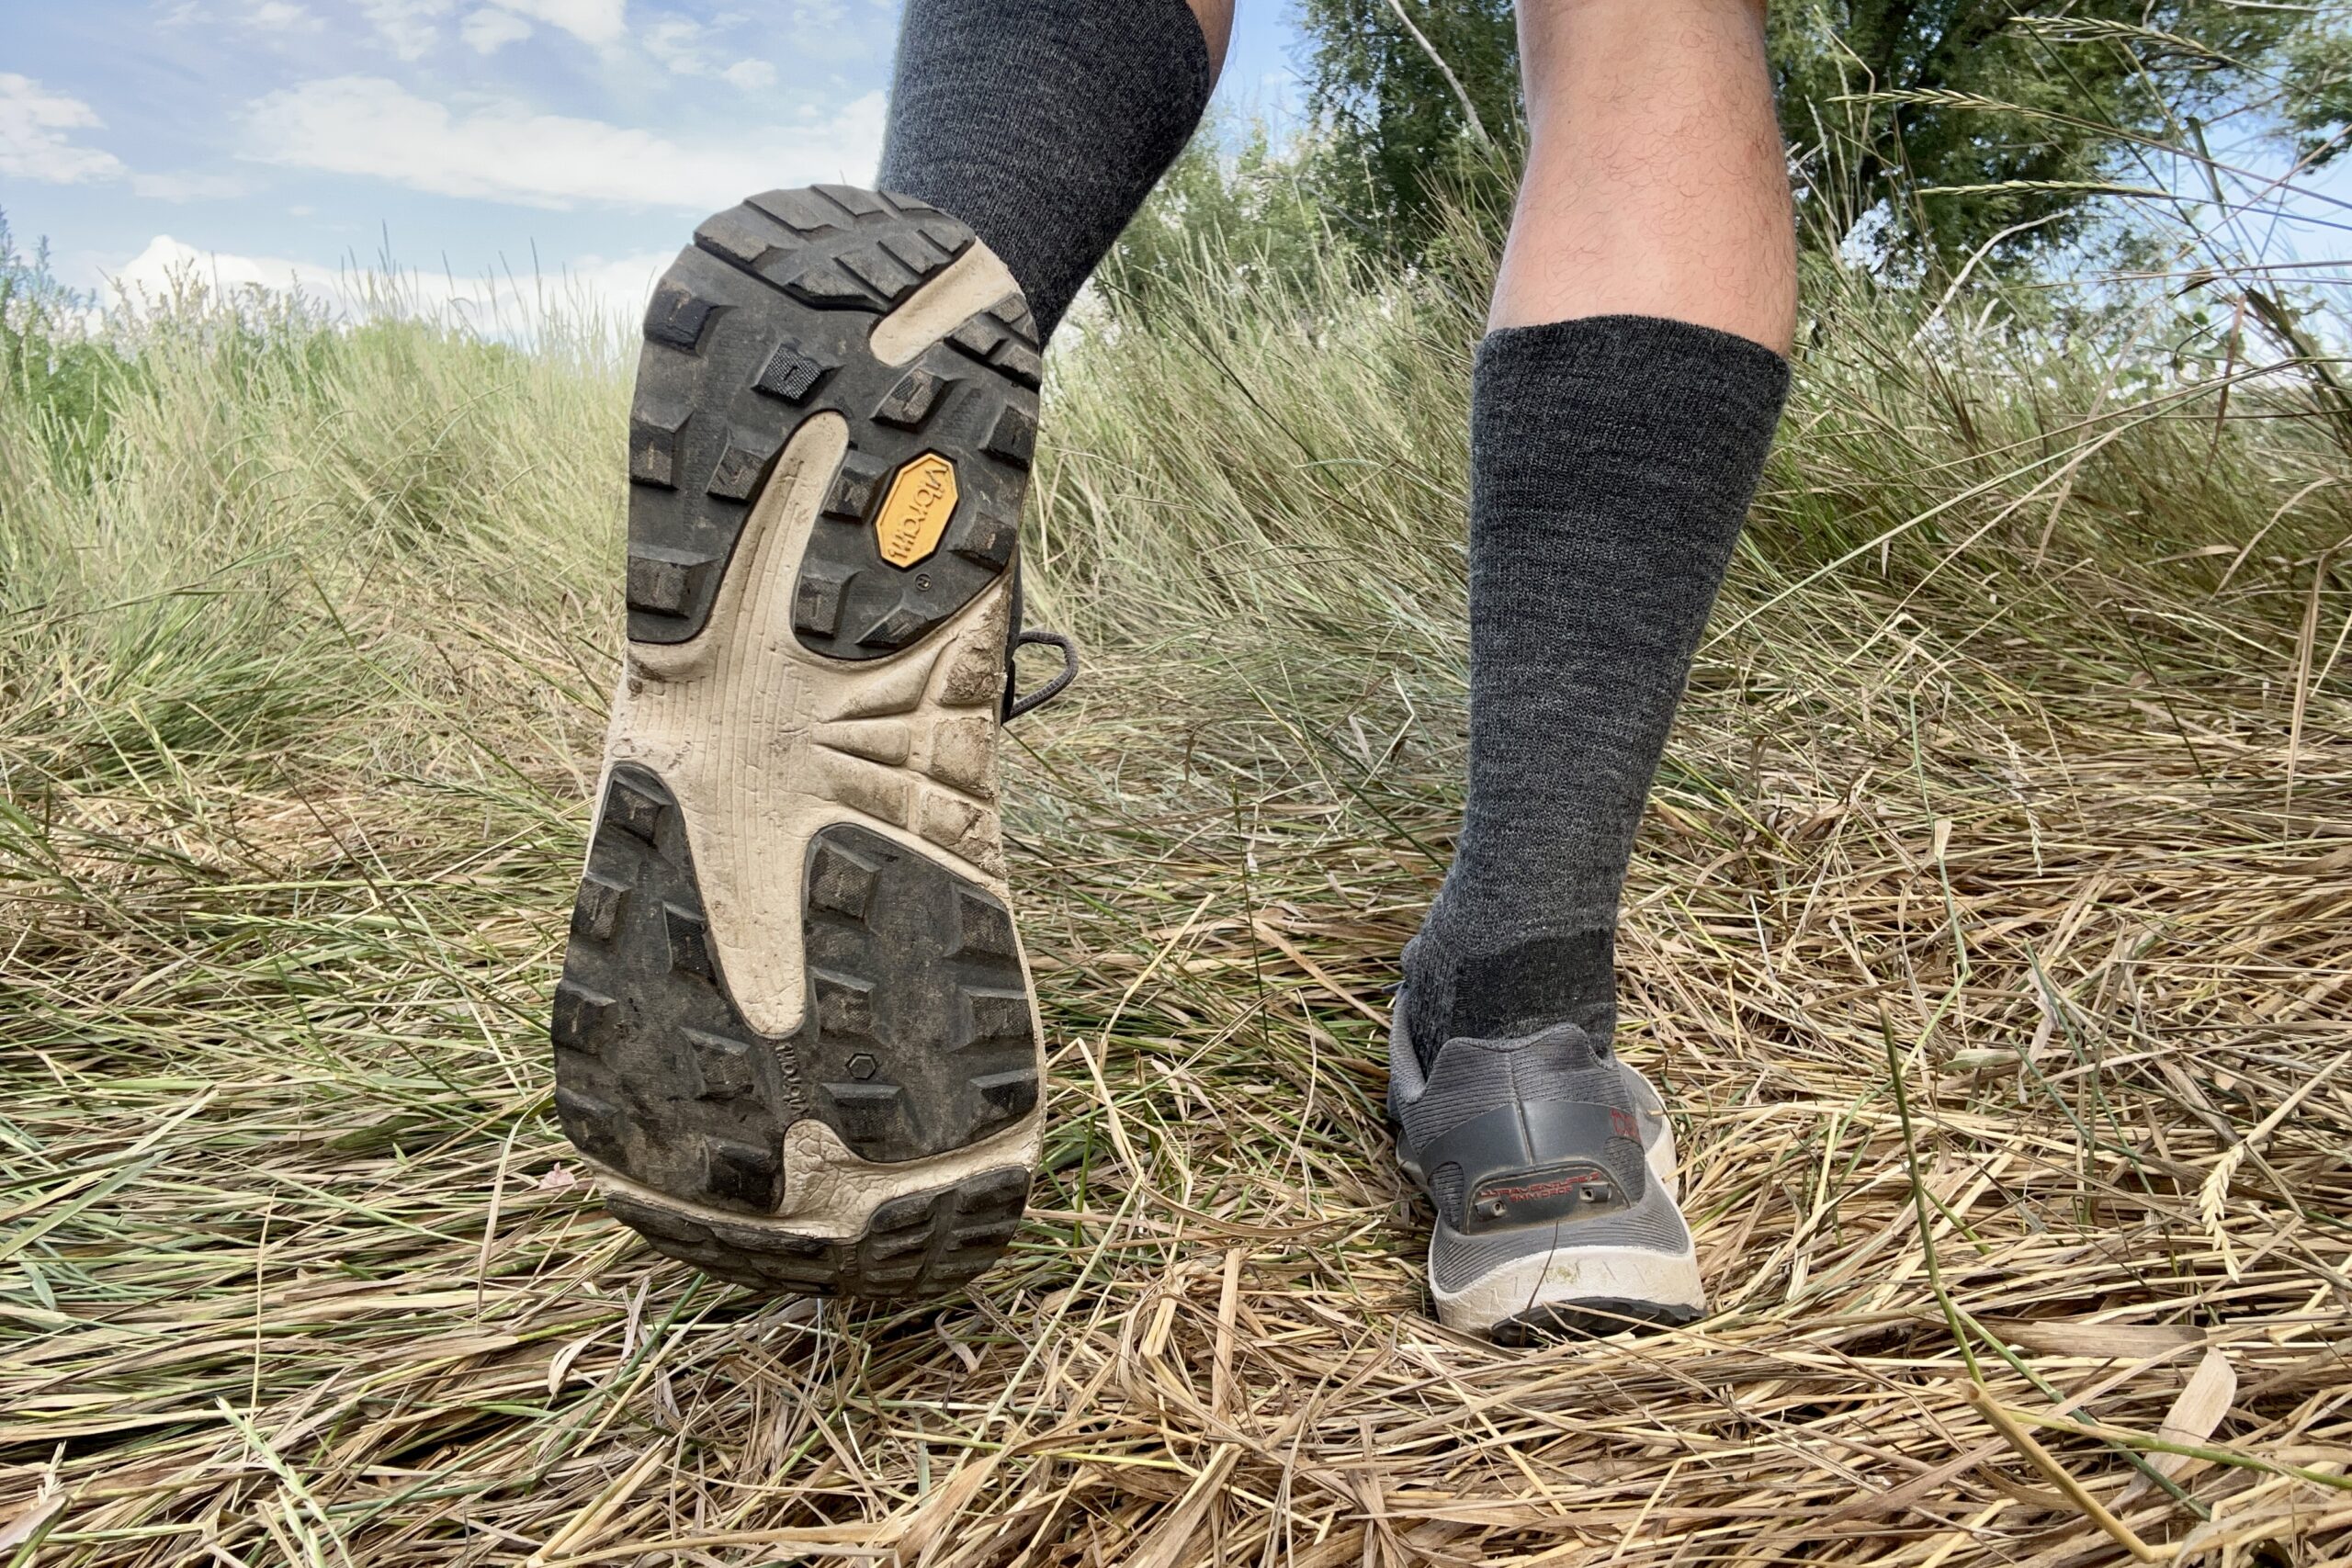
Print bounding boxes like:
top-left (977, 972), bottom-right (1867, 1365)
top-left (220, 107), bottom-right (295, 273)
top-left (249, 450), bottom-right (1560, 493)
top-left (605, 1165), bottom-right (1033, 1298)
top-left (554, 767), bottom-right (1040, 1290)
top-left (627, 184), bottom-right (1041, 652)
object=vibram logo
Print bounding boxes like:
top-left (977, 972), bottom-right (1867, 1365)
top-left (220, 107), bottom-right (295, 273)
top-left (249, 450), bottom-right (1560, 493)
top-left (874, 452), bottom-right (958, 569)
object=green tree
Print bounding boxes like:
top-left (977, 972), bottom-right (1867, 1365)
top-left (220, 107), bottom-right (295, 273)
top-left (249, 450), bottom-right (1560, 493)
top-left (2279, 4), bottom-right (2352, 168)
top-left (1778, 0), bottom-right (2309, 272)
top-left (1095, 121), bottom-right (1338, 320)
top-left (1298, 0), bottom-right (2330, 272)
top-left (1295, 0), bottom-right (1521, 251)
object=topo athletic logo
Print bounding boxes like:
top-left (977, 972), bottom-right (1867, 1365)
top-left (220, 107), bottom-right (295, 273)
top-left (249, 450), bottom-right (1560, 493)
top-left (875, 452), bottom-right (959, 569)
top-left (1483, 1169), bottom-right (1607, 1205)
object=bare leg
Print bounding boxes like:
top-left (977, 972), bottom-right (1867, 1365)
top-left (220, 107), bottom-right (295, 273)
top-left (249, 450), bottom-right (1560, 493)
top-left (1186, 0), bottom-right (1234, 85)
top-left (1495, 0), bottom-right (1795, 352)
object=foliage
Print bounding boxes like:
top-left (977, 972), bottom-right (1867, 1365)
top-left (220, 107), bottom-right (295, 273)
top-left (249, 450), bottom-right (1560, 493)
top-left (1295, 0), bottom-right (2347, 273)
top-left (1091, 118), bottom-right (1343, 321)
top-left (1295, 0), bottom-right (1522, 253)
top-left (2282, 2), bottom-right (2352, 167)
top-left (0, 214), bottom-right (141, 491)
top-left (1778, 0), bottom-right (2314, 272)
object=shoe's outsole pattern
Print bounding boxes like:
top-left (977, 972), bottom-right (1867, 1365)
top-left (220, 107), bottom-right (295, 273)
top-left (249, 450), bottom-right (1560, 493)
top-left (554, 763), bottom-right (796, 1213)
top-left (627, 184), bottom-right (1041, 655)
top-left (1488, 1299), bottom-right (1703, 1347)
top-left (554, 769), bottom-right (1041, 1220)
top-left (796, 821), bottom-right (1041, 1161)
top-left (555, 186), bottom-right (1048, 1302)
top-left (605, 1165), bottom-right (1032, 1296)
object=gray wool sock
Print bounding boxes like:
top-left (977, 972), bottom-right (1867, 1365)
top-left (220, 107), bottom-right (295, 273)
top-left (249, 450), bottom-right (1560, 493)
top-left (1402, 314), bottom-right (1791, 1059)
top-left (876, 0), bottom-right (1213, 342)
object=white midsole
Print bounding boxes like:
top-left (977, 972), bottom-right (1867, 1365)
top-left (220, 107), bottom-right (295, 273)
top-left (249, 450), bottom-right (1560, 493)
top-left (1431, 1241), bottom-right (1705, 1337)
top-left (590, 1104), bottom-right (1043, 1240)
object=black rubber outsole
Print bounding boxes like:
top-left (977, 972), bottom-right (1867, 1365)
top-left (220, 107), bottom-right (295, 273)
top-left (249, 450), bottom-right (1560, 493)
top-left (1487, 1298), bottom-right (1704, 1347)
top-left (553, 186), bottom-right (1044, 1300)
top-left (626, 184), bottom-right (1040, 654)
top-left (605, 1165), bottom-right (1032, 1297)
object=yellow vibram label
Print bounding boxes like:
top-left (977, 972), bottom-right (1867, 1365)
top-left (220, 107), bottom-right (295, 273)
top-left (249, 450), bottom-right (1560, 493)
top-left (874, 452), bottom-right (959, 570)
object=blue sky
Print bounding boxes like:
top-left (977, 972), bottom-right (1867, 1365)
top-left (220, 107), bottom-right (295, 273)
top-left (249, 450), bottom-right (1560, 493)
top-left (2, 0), bottom-right (1309, 315)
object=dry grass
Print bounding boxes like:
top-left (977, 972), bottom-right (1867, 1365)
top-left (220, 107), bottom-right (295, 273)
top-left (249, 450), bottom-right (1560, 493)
top-left (3, 242), bottom-right (2349, 1565)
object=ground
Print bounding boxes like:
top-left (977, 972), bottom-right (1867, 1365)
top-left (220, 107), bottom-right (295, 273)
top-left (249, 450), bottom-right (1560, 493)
top-left (2, 254), bottom-right (2349, 1564)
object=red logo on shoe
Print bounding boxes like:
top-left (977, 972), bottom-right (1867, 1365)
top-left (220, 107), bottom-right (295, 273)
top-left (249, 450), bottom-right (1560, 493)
top-left (1484, 1169), bottom-right (1609, 1205)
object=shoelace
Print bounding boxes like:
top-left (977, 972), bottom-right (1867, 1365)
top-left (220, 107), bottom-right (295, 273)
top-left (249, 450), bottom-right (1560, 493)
top-left (1004, 626), bottom-right (1079, 720)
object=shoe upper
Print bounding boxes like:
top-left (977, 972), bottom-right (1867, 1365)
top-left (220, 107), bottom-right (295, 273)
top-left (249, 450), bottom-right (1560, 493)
top-left (1389, 1006), bottom-right (1692, 1294)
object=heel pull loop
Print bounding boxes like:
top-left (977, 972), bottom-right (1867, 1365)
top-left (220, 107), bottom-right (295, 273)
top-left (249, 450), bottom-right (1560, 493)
top-left (1004, 629), bottom-right (1079, 720)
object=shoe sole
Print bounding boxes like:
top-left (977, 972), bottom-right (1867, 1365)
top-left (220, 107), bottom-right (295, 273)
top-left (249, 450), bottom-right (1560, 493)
top-left (550, 185), bottom-right (1048, 1299)
top-left (1425, 1066), bottom-right (1707, 1340)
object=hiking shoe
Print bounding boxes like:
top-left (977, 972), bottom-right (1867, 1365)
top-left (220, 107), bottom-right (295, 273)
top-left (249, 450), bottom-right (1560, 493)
top-left (1390, 1014), bottom-right (1704, 1342)
top-left (550, 186), bottom-right (1073, 1299)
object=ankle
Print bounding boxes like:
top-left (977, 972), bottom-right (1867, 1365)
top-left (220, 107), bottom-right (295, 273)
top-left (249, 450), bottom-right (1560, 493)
top-left (1400, 918), bottom-right (1618, 1058)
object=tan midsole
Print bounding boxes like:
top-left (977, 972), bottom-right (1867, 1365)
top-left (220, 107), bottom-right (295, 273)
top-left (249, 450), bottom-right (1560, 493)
top-left (1432, 1244), bottom-right (1706, 1336)
top-left (590, 1105), bottom-right (1044, 1241)
top-left (602, 237), bottom-right (1034, 1038)
top-left (869, 243), bottom-right (1024, 367)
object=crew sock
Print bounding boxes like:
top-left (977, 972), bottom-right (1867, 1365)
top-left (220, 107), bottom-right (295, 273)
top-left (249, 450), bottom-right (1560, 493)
top-left (1402, 315), bottom-right (1791, 1060)
top-left (876, 0), bottom-right (1214, 341)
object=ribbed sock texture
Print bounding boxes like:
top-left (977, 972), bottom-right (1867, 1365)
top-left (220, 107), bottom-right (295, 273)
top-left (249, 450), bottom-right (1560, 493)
top-left (1403, 315), bottom-right (1791, 1058)
top-left (876, 0), bottom-right (1212, 341)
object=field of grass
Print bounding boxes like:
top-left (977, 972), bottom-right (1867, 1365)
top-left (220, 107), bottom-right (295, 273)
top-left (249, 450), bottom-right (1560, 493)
top-left (3, 224), bottom-right (2349, 1565)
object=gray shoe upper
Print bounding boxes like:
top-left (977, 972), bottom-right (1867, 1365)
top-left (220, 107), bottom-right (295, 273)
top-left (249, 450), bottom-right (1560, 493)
top-left (1390, 1008), bottom-right (1690, 1292)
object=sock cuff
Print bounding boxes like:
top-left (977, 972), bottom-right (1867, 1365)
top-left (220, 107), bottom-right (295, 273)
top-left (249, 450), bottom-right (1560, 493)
top-left (876, 0), bottom-right (1213, 340)
top-left (1473, 313), bottom-right (1792, 446)
top-left (1403, 919), bottom-right (1618, 1052)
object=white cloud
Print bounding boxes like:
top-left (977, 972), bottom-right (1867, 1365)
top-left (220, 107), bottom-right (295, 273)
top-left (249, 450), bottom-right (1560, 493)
top-left (0, 77), bottom-right (254, 202)
top-left (360, 0), bottom-right (455, 58)
top-left (110, 235), bottom-right (344, 303)
top-left (551, 250), bottom-right (669, 315)
top-left (243, 0), bottom-right (323, 28)
top-left (641, 13), bottom-right (776, 89)
top-left (460, 6), bottom-right (534, 51)
top-left (131, 170), bottom-right (254, 200)
top-left (243, 76), bottom-right (884, 209)
top-left (640, 13), bottom-right (712, 72)
top-left (0, 73), bottom-right (129, 185)
top-left (492, 0), bottom-right (627, 46)
top-left (107, 234), bottom-right (670, 327)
